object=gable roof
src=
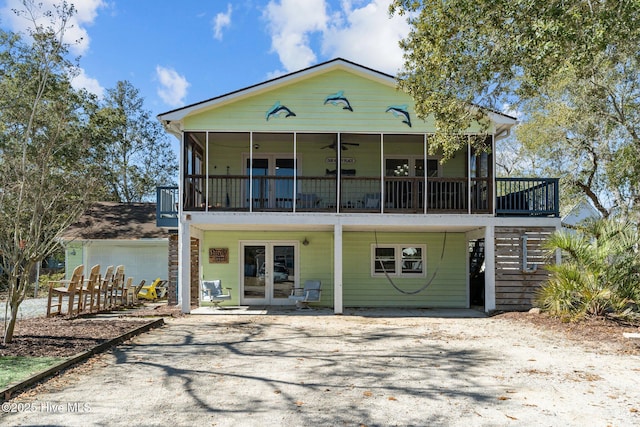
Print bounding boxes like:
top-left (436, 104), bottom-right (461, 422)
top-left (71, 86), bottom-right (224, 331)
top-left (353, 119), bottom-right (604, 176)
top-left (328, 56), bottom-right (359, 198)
top-left (157, 57), bottom-right (517, 128)
top-left (562, 199), bottom-right (602, 227)
top-left (61, 202), bottom-right (167, 241)
top-left (158, 58), bottom-right (395, 123)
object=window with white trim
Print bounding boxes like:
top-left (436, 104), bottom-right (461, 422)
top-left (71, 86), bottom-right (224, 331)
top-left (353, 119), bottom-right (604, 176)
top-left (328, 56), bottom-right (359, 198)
top-left (372, 244), bottom-right (426, 277)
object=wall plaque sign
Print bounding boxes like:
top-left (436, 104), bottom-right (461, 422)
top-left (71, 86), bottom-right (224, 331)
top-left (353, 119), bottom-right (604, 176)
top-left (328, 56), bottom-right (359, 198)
top-left (209, 248), bottom-right (229, 263)
top-left (326, 157), bottom-right (355, 164)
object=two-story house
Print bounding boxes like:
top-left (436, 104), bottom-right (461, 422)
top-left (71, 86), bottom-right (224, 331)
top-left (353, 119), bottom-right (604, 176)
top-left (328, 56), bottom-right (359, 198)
top-left (157, 58), bottom-right (560, 314)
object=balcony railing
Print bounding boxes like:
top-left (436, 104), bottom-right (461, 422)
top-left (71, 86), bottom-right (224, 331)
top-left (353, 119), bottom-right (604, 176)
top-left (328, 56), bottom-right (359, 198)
top-left (496, 178), bottom-right (559, 217)
top-left (182, 175), bottom-right (491, 213)
top-left (157, 176), bottom-right (559, 225)
top-left (156, 186), bottom-right (179, 227)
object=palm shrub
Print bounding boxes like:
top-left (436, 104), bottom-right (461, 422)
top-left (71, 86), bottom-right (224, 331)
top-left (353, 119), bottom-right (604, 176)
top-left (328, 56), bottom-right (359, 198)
top-left (537, 219), bottom-right (640, 320)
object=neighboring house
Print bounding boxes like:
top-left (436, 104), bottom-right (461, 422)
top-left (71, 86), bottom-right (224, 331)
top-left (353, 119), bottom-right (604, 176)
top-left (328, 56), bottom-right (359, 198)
top-left (60, 202), bottom-right (170, 286)
top-left (562, 199), bottom-right (602, 229)
top-left (157, 58), bottom-right (561, 313)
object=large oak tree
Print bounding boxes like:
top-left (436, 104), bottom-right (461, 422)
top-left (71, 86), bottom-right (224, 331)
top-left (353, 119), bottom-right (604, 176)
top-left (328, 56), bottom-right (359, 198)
top-left (391, 1), bottom-right (640, 217)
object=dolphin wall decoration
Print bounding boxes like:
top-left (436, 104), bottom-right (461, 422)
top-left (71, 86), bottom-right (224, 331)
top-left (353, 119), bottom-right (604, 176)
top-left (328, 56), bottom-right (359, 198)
top-left (266, 101), bottom-right (297, 121)
top-left (324, 90), bottom-right (353, 111)
top-left (385, 105), bottom-right (412, 127)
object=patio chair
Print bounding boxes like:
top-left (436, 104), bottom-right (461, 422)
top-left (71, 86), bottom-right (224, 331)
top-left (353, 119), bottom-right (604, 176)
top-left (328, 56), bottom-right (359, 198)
top-left (111, 265), bottom-right (126, 307)
top-left (122, 277), bottom-right (136, 306)
top-left (288, 280), bottom-right (322, 309)
top-left (297, 193), bottom-right (320, 209)
top-left (138, 278), bottom-right (164, 301)
top-left (81, 264), bottom-right (101, 313)
top-left (47, 264), bottom-right (84, 317)
top-left (156, 280), bottom-right (168, 299)
top-left (201, 280), bottom-right (232, 308)
top-left (364, 193), bottom-right (381, 210)
top-left (132, 279), bottom-right (146, 304)
top-left (99, 265), bottom-right (114, 310)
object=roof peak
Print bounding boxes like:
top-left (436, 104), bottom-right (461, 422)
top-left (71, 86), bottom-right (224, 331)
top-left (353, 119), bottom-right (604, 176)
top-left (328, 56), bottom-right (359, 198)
top-left (158, 58), bottom-right (395, 120)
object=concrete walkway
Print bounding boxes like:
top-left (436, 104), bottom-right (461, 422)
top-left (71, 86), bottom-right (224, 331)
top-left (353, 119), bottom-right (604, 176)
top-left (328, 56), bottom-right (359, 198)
top-left (191, 305), bottom-right (488, 318)
top-left (2, 311), bottom-right (639, 426)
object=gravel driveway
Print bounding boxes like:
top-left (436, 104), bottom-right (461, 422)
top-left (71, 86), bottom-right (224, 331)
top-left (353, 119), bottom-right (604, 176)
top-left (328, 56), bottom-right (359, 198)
top-left (2, 309), bottom-right (639, 426)
top-left (0, 298), bottom-right (48, 320)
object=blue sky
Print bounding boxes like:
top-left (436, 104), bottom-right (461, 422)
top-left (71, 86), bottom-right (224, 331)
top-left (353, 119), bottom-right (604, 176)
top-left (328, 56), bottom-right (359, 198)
top-left (0, 0), bottom-right (411, 117)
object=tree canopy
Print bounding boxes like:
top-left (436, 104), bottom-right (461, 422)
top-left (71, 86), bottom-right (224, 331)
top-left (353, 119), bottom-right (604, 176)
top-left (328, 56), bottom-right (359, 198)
top-left (391, 0), bottom-right (640, 217)
top-left (91, 81), bottom-right (177, 203)
top-left (0, 1), bottom-right (101, 343)
top-left (0, 1), bottom-right (178, 343)
top-left (390, 1), bottom-right (640, 136)
top-left (515, 56), bottom-right (640, 218)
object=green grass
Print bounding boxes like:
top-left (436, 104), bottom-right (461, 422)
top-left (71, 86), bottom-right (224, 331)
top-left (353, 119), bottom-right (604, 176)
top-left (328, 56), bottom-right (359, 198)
top-left (0, 356), bottom-right (66, 388)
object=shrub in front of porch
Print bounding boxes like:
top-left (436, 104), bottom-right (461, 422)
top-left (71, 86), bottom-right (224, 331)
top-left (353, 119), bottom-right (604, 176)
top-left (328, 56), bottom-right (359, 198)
top-left (536, 219), bottom-right (640, 321)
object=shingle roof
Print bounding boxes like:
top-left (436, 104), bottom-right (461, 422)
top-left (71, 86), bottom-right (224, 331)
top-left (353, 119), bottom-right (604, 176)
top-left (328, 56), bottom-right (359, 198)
top-left (61, 202), bottom-right (167, 240)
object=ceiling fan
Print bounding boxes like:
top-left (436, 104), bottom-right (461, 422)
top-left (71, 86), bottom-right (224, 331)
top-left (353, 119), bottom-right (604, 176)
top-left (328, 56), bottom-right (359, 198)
top-left (321, 141), bottom-right (360, 151)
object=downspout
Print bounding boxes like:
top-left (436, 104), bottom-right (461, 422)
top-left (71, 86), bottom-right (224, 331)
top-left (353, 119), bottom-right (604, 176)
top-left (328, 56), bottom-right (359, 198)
top-left (493, 127), bottom-right (511, 142)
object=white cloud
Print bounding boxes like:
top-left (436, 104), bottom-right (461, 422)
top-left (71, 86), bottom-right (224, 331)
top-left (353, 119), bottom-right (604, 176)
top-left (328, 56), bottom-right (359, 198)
top-left (156, 66), bottom-right (190, 107)
top-left (322, 0), bottom-right (410, 74)
top-left (0, 0), bottom-right (105, 56)
top-left (213, 4), bottom-right (232, 40)
top-left (263, 0), bottom-right (409, 75)
top-left (263, 0), bottom-right (328, 72)
top-left (266, 69), bottom-right (287, 80)
top-left (71, 68), bottom-right (105, 98)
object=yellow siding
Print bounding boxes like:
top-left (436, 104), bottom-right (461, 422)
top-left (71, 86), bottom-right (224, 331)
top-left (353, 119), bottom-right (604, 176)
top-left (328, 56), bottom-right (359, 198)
top-left (200, 229), bottom-right (467, 308)
top-left (342, 232), bottom-right (467, 308)
top-left (185, 69), bottom-right (431, 132)
top-left (201, 230), bottom-right (334, 306)
top-left (65, 243), bottom-right (83, 279)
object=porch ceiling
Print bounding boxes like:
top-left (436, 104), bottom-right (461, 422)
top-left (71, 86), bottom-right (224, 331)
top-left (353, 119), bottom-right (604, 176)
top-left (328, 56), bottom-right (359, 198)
top-left (186, 213), bottom-right (490, 234)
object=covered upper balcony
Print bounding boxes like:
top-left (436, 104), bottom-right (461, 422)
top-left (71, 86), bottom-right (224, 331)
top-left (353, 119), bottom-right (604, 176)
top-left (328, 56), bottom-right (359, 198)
top-left (156, 131), bottom-right (559, 227)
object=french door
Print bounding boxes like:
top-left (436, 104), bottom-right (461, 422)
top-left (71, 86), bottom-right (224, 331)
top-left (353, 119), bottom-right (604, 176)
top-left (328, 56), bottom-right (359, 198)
top-left (241, 242), bottom-right (298, 305)
top-left (246, 155), bottom-right (295, 209)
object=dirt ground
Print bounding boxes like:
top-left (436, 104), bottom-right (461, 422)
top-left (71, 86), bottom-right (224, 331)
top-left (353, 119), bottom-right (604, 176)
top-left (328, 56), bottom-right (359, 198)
top-left (1, 308), bottom-right (639, 426)
top-left (0, 305), bottom-right (183, 357)
top-left (1, 308), bottom-right (638, 358)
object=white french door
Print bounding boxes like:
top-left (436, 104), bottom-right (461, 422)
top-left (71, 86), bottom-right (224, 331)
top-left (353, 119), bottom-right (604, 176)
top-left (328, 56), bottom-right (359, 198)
top-left (245, 155), bottom-right (295, 209)
top-left (241, 242), bottom-right (298, 305)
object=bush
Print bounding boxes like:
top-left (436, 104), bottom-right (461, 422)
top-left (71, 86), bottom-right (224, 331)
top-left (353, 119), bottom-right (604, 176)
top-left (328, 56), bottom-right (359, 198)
top-left (38, 272), bottom-right (64, 287)
top-left (537, 219), bottom-right (640, 321)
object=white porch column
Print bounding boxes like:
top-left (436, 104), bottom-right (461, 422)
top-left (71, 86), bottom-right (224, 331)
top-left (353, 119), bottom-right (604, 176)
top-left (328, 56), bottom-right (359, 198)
top-left (333, 223), bottom-right (343, 314)
top-left (484, 225), bottom-right (496, 312)
top-left (178, 219), bottom-right (191, 313)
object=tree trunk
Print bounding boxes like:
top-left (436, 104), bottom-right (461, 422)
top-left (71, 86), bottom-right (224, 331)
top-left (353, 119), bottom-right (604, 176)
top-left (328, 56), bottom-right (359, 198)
top-left (3, 271), bottom-right (29, 344)
top-left (2, 300), bottom-right (19, 344)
